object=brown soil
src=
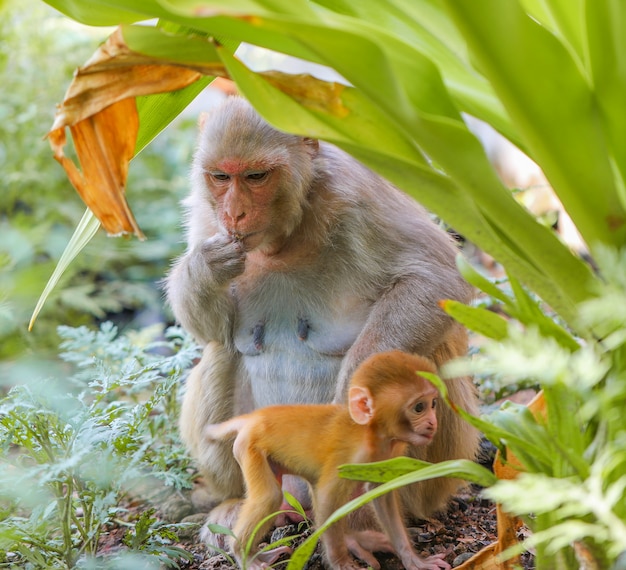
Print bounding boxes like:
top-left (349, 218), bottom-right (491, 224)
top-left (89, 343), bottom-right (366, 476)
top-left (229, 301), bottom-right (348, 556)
top-left (102, 482), bottom-right (534, 569)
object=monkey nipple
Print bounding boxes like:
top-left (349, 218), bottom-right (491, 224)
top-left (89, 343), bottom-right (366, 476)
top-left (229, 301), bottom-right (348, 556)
top-left (297, 318), bottom-right (310, 341)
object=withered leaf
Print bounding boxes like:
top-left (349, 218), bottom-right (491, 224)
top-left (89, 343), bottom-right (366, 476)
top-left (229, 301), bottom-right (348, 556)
top-left (49, 27), bottom-right (225, 238)
top-left (49, 98), bottom-right (142, 238)
top-left (261, 70), bottom-right (349, 118)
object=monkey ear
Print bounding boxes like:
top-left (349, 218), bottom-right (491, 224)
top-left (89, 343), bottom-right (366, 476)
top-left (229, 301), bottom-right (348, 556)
top-left (302, 137), bottom-right (319, 157)
top-left (348, 386), bottom-right (375, 425)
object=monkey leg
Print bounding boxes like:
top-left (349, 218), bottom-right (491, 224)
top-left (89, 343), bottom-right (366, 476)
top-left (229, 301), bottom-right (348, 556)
top-left (314, 479), bottom-right (379, 570)
top-left (231, 436), bottom-right (285, 568)
top-left (179, 342), bottom-right (245, 502)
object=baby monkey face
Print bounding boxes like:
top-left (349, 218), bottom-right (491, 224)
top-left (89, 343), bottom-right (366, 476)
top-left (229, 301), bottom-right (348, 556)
top-left (405, 383), bottom-right (439, 445)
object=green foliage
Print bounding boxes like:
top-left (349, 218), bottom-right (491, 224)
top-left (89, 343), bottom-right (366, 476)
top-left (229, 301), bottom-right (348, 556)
top-left (438, 248), bottom-right (626, 568)
top-left (205, 494), bottom-right (311, 570)
top-left (0, 323), bottom-right (201, 568)
top-left (0, 0), bottom-right (196, 377)
top-left (121, 509), bottom-right (194, 568)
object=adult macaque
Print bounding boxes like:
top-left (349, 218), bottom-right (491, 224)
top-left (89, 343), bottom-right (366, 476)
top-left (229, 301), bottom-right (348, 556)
top-left (205, 351), bottom-right (451, 570)
top-left (166, 96), bottom-right (478, 526)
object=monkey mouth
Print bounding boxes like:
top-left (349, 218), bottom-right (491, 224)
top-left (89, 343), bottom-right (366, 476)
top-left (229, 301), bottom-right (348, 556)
top-left (230, 230), bottom-right (267, 251)
top-left (230, 231), bottom-right (254, 247)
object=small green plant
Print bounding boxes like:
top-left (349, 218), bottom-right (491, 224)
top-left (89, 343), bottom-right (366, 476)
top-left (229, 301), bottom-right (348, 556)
top-left (206, 491), bottom-right (312, 569)
top-left (0, 322), bottom-right (201, 568)
top-left (121, 509), bottom-right (194, 568)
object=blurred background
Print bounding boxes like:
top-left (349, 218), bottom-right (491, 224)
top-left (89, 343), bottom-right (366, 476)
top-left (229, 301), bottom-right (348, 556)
top-left (0, 0), bottom-right (211, 385)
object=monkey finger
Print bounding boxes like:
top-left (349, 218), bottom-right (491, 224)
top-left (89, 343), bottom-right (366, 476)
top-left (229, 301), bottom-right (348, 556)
top-left (407, 553), bottom-right (451, 570)
top-left (202, 232), bottom-right (237, 249)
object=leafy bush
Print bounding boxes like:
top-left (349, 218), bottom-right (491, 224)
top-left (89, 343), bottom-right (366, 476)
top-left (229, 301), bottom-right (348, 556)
top-left (0, 0), bottom-right (195, 380)
top-left (0, 322), bottom-right (200, 568)
top-left (442, 249), bottom-right (626, 568)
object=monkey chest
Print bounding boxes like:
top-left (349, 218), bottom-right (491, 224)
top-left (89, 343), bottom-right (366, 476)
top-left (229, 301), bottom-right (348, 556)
top-left (231, 275), bottom-right (372, 404)
top-left (232, 281), bottom-right (370, 357)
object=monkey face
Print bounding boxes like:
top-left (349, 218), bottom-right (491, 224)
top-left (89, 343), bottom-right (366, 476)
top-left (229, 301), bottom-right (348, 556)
top-left (402, 384), bottom-right (439, 446)
top-left (201, 166), bottom-right (279, 249)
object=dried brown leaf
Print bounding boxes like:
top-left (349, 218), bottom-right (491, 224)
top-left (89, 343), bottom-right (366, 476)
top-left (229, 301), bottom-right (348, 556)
top-left (48, 27), bottom-right (224, 237)
top-left (50, 98), bottom-right (142, 237)
top-left (49, 27), bottom-right (348, 237)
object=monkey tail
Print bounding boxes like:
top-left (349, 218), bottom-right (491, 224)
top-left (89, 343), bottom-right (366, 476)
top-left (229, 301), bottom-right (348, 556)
top-left (204, 416), bottom-right (247, 441)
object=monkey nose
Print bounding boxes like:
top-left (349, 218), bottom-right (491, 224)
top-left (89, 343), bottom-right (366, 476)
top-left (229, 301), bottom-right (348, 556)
top-left (229, 212), bottom-right (246, 223)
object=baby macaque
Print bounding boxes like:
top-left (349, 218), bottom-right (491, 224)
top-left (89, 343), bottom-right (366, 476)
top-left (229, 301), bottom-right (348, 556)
top-left (205, 351), bottom-right (451, 570)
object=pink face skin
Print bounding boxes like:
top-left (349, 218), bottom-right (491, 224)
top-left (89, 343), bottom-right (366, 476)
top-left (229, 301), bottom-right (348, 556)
top-left (204, 159), bottom-right (279, 251)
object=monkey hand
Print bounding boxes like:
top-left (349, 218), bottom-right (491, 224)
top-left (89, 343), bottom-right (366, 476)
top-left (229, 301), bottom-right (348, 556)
top-left (199, 233), bottom-right (246, 285)
top-left (247, 545), bottom-right (292, 569)
top-left (400, 551), bottom-right (451, 570)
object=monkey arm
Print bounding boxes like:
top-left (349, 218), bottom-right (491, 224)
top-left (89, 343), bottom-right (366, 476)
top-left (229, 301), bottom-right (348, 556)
top-left (178, 342), bottom-right (246, 499)
top-left (334, 271), bottom-right (469, 401)
top-left (166, 237), bottom-right (242, 347)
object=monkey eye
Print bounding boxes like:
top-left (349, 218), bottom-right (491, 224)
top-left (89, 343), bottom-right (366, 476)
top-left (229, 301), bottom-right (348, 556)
top-left (246, 171), bottom-right (268, 181)
top-left (209, 171), bottom-right (230, 181)
top-left (432, 398), bottom-right (438, 409)
top-left (413, 402), bottom-right (426, 413)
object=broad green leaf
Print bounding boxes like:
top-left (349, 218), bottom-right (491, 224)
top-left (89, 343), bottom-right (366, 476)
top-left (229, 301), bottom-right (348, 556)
top-left (456, 255), bottom-right (510, 304)
top-left (339, 457), bottom-right (497, 487)
top-left (444, 0), bottom-right (626, 249)
top-left (135, 78), bottom-right (211, 155)
top-left (440, 299), bottom-right (508, 341)
top-left (29, 209), bottom-right (100, 330)
top-left (542, 386), bottom-right (589, 478)
top-left (520, 0), bottom-right (585, 61)
top-left (120, 23), bottom-right (222, 68)
top-left (159, 0), bottom-right (316, 18)
top-left (219, 48), bottom-right (429, 168)
top-left (315, 0), bottom-right (516, 145)
top-left (586, 2), bottom-right (626, 208)
top-left (43, 0), bottom-right (159, 25)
